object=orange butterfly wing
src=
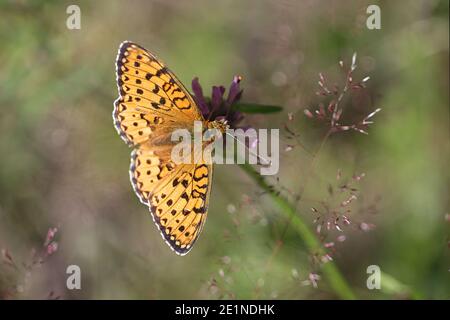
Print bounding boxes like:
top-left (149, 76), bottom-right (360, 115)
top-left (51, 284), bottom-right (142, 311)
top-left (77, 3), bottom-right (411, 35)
top-left (114, 41), bottom-right (212, 255)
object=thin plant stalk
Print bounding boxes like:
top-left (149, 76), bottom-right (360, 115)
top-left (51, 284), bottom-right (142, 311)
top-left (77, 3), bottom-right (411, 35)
top-left (240, 163), bottom-right (356, 300)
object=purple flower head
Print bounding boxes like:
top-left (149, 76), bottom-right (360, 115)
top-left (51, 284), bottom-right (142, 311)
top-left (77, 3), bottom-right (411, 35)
top-left (192, 76), bottom-right (245, 129)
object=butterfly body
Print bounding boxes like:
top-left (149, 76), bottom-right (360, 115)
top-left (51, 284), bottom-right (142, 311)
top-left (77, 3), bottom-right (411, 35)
top-left (113, 41), bottom-right (219, 255)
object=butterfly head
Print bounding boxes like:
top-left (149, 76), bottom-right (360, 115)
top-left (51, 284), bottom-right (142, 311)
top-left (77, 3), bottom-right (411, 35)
top-left (207, 118), bottom-right (229, 134)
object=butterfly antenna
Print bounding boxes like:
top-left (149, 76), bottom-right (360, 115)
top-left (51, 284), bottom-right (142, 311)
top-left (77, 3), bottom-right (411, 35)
top-left (225, 131), bottom-right (271, 166)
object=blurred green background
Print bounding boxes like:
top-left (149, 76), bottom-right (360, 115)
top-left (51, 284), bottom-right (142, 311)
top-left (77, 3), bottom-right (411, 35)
top-left (0, 0), bottom-right (448, 299)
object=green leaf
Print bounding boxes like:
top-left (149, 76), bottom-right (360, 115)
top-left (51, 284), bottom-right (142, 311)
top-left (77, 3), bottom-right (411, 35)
top-left (232, 103), bottom-right (283, 114)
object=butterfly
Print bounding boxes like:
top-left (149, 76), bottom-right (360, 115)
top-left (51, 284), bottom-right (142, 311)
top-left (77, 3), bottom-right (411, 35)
top-left (113, 41), bottom-right (227, 255)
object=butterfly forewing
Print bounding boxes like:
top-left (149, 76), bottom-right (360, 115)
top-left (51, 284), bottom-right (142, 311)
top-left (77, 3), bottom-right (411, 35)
top-left (114, 41), bottom-right (203, 146)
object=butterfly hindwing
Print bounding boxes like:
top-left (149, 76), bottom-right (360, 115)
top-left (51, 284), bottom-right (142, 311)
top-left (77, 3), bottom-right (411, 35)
top-left (130, 145), bottom-right (211, 255)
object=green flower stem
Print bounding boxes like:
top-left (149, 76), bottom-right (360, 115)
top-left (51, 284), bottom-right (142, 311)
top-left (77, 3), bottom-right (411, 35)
top-left (380, 271), bottom-right (422, 299)
top-left (240, 163), bottom-right (356, 300)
